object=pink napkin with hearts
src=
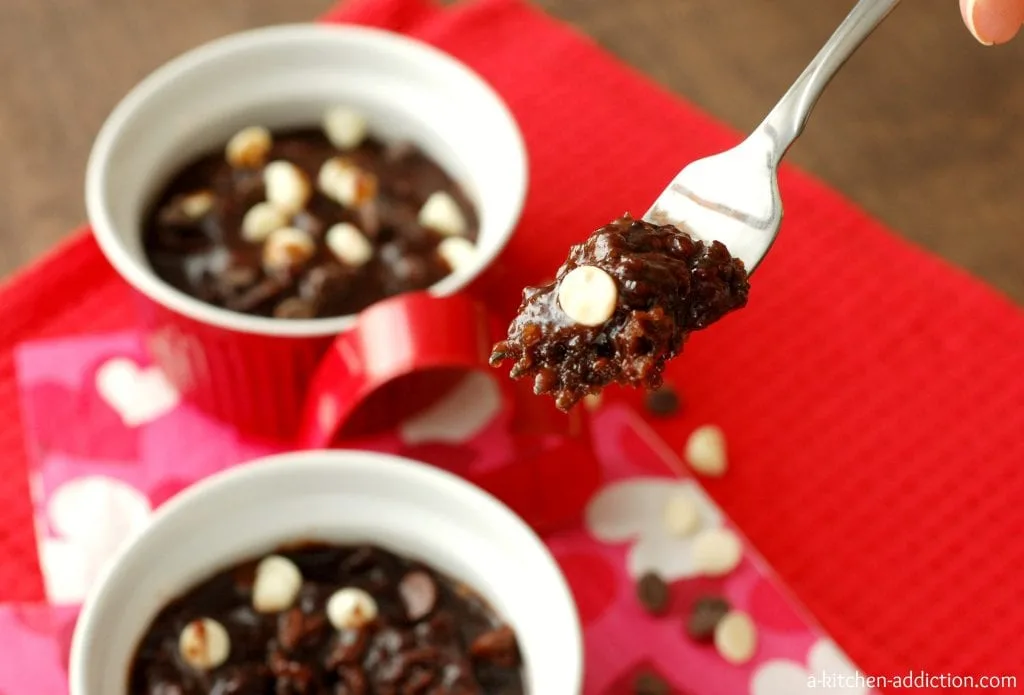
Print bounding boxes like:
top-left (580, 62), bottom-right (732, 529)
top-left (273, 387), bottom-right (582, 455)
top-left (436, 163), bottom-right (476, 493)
top-left (3, 330), bottom-right (875, 695)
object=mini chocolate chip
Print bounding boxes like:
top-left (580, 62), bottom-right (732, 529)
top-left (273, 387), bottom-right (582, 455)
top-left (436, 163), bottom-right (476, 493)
top-left (340, 545), bottom-right (377, 574)
top-left (148, 682), bottom-right (185, 695)
top-left (634, 670), bottom-right (671, 695)
top-left (356, 200), bottom-right (382, 239)
top-left (335, 665), bottom-right (368, 694)
top-left (292, 210), bottom-right (325, 238)
top-left (391, 255), bottom-right (430, 289)
top-left (273, 297), bottom-right (317, 319)
top-left (232, 168), bottom-right (265, 198)
top-left (369, 625), bottom-right (414, 657)
top-left (391, 176), bottom-right (415, 199)
top-left (439, 661), bottom-right (478, 689)
top-left (231, 560), bottom-right (258, 591)
top-left (225, 605), bottom-right (263, 633)
top-left (225, 277), bottom-right (288, 313)
top-left (404, 666), bottom-right (436, 691)
top-left (276, 608), bottom-right (305, 652)
top-left (299, 264), bottom-right (351, 304)
top-left (377, 241), bottom-right (404, 267)
top-left (398, 570), bottom-right (438, 622)
top-left (297, 584), bottom-right (324, 614)
top-left (218, 265), bottom-right (259, 293)
top-left (277, 607), bottom-right (327, 652)
top-left (154, 226), bottom-right (208, 253)
top-left (644, 385), bottom-right (681, 417)
top-left (208, 664), bottom-right (270, 695)
top-left (399, 645), bottom-right (442, 669)
top-left (469, 625), bottom-right (520, 668)
top-left (636, 572), bottom-right (671, 616)
top-left (366, 567), bottom-right (391, 592)
top-left (686, 596), bottom-right (731, 643)
top-left (268, 651), bottom-right (315, 691)
top-left (415, 611), bottom-right (457, 645)
top-left (324, 628), bottom-right (370, 670)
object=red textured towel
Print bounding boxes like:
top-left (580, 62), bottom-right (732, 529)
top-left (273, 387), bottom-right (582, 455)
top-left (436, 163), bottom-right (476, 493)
top-left (1, 0), bottom-right (1022, 688)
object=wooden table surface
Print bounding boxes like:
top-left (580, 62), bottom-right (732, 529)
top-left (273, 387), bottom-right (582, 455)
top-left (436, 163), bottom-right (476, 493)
top-left (2, 0), bottom-right (1022, 303)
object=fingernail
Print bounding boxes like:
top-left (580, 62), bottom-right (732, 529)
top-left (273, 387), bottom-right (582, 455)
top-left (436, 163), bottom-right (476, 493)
top-left (964, 0), bottom-right (995, 45)
top-left (965, 0), bottom-right (1024, 45)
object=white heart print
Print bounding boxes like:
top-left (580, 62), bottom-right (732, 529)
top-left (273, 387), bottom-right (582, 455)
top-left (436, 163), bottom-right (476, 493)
top-left (399, 372), bottom-right (502, 445)
top-left (585, 478), bottom-right (723, 581)
top-left (40, 475), bottom-right (152, 604)
top-left (95, 357), bottom-right (181, 427)
top-left (751, 638), bottom-right (869, 695)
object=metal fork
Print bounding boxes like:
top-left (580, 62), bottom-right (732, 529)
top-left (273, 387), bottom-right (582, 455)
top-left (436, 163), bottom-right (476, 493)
top-left (644, 0), bottom-right (902, 272)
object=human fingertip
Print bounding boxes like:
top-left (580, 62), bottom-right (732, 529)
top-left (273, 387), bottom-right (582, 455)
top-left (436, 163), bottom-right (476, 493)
top-left (963, 0), bottom-right (995, 45)
top-left (964, 0), bottom-right (1024, 45)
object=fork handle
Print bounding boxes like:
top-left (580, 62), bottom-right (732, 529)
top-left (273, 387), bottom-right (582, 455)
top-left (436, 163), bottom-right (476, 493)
top-left (757, 0), bottom-right (902, 164)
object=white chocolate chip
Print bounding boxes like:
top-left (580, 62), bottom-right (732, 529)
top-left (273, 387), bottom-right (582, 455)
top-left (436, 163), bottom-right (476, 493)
top-left (180, 191), bottom-right (215, 219)
top-left (226, 126), bottom-right (272, 169)
top-left (264, 161), bottom-right (311, 214)
top-left (241, 202), bottom-right (288, 243)
top-left (713, 610), bottom-right (757, 665)
top-left (557, 265), bottom-right (618, 326)
top-left (323, 106), bottom-right (369, 150)
top-left (685, 425), bottom-right (728, 477)
top-left (252, 554), bottom-right (304, 613)
top-left (437, 237), bottom-right (477, 274)
top-left (661, 492), bottom-right (700, 537)
top-left (326, 587), bottom-right (378, 630)
top-left (692, 527), bottom-right (743, 577)
top-left (418, 192), bottom-right (467, 237)
top-left (583, 393), bottom-right (603, 411)
top-left (178, 618), bottom-right (230, 670)
top-left (325, 222), bottom-right (373, 267)
top-left (262, 227), bottom-right (316, 274)
top-left (317, 157), bottom-right (378, 208)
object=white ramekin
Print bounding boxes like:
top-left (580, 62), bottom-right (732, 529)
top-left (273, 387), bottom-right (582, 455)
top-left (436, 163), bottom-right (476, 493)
top-left (69, 451), bottom-right (582, 695)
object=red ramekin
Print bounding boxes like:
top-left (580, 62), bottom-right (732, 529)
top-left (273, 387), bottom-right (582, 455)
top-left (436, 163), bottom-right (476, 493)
top-left (85, 24), bottom-right (528, 439)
